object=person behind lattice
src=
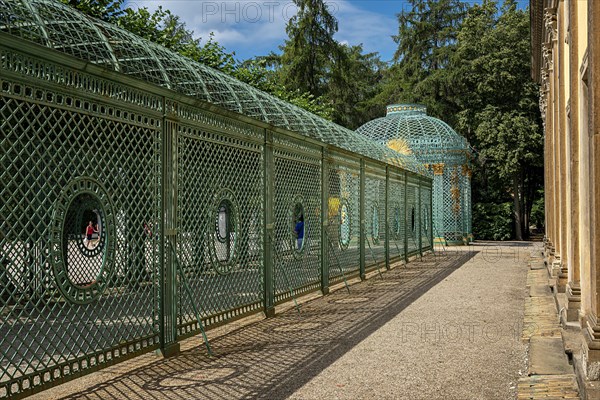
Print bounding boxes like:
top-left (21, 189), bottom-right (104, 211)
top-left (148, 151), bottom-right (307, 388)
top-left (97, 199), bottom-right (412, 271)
top-left (85, 221), bottom-right (95, 249)
top-left (294, 214), bottom-right (304, 250)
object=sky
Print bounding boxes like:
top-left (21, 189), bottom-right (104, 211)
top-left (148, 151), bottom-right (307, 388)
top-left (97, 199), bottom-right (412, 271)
top-left (124, 0), bottom-right (530, 63)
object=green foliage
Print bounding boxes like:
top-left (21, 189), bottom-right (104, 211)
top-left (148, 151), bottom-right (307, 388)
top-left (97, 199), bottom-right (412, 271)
top-left (530, 190), bottom-right (545, 230)
top-left (280, 0), bottom-right (339, 98)
top-left (451, 0), bottom-right (543, 239)
top-left (327, 44), bottom-right (386, 129)
top-left (472, 202), bottom-right (513, 240)
top-left (374, 0), bottom-right (544, 240)
top-left (60, 0), bottom-right (124, 21)
top-left (63, 0), bottom-right (333, 116)
top-left (233, 58), bottom-right (333, 119)
top-left (276, 0), bottom-right (385, 127)
top-left (62, 0), bottom-right (546, 240)
top-left (117, 7), bottom-right (237, 73)
top-left (475, 108), bottom-right (542, 179)
top-left (375, 0), bottom-right (467, 123)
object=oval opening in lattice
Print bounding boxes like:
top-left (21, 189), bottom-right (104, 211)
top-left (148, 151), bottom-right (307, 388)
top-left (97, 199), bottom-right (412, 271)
top-left (64, 194), bottom-right (105, 287)
top-left (210, 189), bottom-right (240, 274)
top-left (51, 177), bottom-right (116, 304)
top-left (291, 200), bottom-right (305, 256)
top-left (339, 200), bottom-right (351, 250)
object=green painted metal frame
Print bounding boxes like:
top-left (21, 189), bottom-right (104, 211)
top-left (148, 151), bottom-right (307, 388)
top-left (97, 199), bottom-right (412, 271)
top-left (0, 3), bottom-right (435, 398)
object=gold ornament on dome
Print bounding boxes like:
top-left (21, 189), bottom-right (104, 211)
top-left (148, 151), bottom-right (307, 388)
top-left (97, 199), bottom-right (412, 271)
top-left (387, 139), bottom-right (413, 155)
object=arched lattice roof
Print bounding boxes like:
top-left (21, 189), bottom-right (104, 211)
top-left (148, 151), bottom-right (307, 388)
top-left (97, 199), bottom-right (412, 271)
top-left (356, 104), bottom-right (472, 165)
top-left (0, 0), bottom-right (426, 174)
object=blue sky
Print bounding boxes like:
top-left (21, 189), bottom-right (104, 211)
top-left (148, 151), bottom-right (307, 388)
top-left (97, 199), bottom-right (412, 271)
top-left (125, 0), bottom-right (530, 63)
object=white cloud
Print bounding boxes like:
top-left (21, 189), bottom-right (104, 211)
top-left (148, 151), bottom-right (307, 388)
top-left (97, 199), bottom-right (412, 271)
top-left (333, 0), bottom-right (398, 61)
top-left (124, 0), bottom-right (398, 60)
top-left (126, 0), bottom-right (295, 57)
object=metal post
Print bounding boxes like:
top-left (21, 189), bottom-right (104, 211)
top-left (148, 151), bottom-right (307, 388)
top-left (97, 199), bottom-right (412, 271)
top-left (263, 129), bottom-right (275, 318)
top-left (359, 158), bottom-right (366, 280)
top-left (404, 171), bottom-right (408, 263)
top-left (385, 166), bottom-right (390, 270)
top-left (418, 178), bottom-right (422, 257)
top-left (430, 181), bottom-right (434, 251)
top-left (159, 114), bottom-right (180, 358)
top-left (321, 147), bottom-right (330, 294)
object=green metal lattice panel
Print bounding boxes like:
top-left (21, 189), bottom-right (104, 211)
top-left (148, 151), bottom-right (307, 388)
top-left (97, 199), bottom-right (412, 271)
top-left (406, 179), bottom-right (420, 255)
top-left (463, 173), bottom-right (473, 242)
top-left (273, 134), bottom-right (322, 303)
top-left (327, 153), bottom-right (361, 284)
top-left (0, 4), bottom-right (438, 397)
top-left (365, 163), bottom-right (387, 270)
top-left (387, 171), bottom-right (406, 261)
top-left (0, 64), bottom-right (161, 398)
top-left (173, 102), bottom-right (265, 145)
top-left (442, 165), bottom-right (464, 244)
top-left (175, 122), bottom-right (264, 335)
top-left (420, 184), bottom-right (432, 250)
top-left (0, 0), bottom-right (426, 175)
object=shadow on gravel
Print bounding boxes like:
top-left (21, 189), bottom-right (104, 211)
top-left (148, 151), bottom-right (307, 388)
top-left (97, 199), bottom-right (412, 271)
top-left (60, 251), bottom-right (477, 400)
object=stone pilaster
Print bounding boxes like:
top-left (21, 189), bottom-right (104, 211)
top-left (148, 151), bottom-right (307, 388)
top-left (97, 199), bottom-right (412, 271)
top-left (557, 262), bottom-right (568, 293)
top-left (586, 0), bottom-right (600, 386)
top-left (583, 315), bottom-right (600, 380)
top-left (566, 0), bottom-right (582, 327)
top-left (551, 255), bottom-right (562, 278)
top-left (566, 281), bottom-right (582, 322)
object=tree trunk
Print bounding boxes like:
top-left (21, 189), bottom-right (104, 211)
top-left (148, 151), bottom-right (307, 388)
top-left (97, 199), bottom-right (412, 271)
top-left (513, 173), bottom-right (524, 240)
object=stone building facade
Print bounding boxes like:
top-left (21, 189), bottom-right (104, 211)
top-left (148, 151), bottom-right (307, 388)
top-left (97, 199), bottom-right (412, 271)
top-left (531, 0), bottom-right (600, 394)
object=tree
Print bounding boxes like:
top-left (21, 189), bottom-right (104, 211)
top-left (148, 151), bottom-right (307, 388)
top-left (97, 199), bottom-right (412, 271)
top-left (327, 44), bottom-right (386, 129)
top-left (117, 7), bottom-right (237, 73)
top-left (234, 57), bottom-right (333, 119)
top-left (61, 0), bottom-right (124, 22)
top-left (452, 0), bottom-right (543, 239)
top-left (474, 107), bottom-right (543, 239)
top-left (279, 0), bottom-right (339, 98)
top-left (376, 0), bottom-right (467, 123)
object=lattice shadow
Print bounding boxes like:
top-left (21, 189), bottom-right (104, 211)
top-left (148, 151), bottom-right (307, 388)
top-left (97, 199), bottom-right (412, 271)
top-left (56, 251), bottom-right (477, 400)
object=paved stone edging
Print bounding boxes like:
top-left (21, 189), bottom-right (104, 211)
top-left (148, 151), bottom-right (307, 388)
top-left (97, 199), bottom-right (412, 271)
top-left (517, 375), bottom-right (580, 399)
top-left (518, 257), bottom-right (580, 399)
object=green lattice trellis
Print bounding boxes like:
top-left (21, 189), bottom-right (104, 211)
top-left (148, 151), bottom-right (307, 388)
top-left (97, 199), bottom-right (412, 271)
top-left (0, 0), bottom-right (425, 175)
top-left (357, 104), bottom-right (473, 245)
top-left (0, 1), bottom-right (435, 398)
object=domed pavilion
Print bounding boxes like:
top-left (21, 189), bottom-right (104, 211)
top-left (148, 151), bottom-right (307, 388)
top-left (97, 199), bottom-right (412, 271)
top-left (357, 104), bottom-right (473, 245)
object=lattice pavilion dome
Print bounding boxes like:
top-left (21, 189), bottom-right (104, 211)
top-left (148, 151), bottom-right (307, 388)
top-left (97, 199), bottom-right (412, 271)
top-left (357, 104), bottom-right (473, 245)
top-left (0, 0), bottom-right (425, 174)
top-left (356, 104), bottom-right (472, 165)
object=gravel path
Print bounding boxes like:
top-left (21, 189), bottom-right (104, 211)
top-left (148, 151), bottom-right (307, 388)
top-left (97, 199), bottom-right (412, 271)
top-left (31, 242), bottom-right (532, 400)
top-left (289, 242), bottom-right (531, 400)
